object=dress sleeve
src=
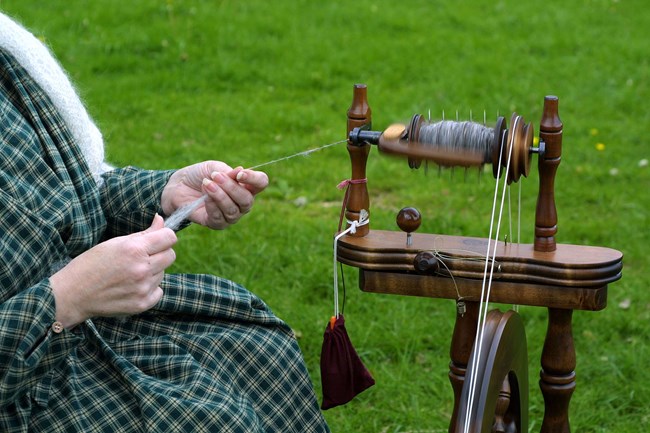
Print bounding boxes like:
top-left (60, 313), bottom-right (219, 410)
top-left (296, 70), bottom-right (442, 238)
top-left (98, 166), bottom-right (176, 238)
top-left (0, 281), bottom-right (83, 407)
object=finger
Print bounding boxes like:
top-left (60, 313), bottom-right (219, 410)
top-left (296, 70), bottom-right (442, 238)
top-left (213, 172), bottom-right (255, 215)
top-left (148, 247), bottom-right (177, 275)
top-left (150, 286), bottom-right (164, 306)
top-left (202, 174), bottom-right (248, 223)
top-left (143, 214), bottom-right (165, 233)
top-left (141, 226), bottom-right (178, 255)
top-left (132, 284), bottom-right (164, 313)
top-left (217, 166), bottom-right (243, 181)
top-left (235, 169), bottom-right (269, 195)
top-left (205, 162), bottom-right (233, 178)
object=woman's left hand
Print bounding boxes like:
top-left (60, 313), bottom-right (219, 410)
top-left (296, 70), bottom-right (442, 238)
top-left (161, 161), bottom-right (269, 229)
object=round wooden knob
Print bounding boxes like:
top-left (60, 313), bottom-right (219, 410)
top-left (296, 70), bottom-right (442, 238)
top-left (414, 251), bottom-right (440, 274)
top-left (396, 207), bottom-right (421, 233)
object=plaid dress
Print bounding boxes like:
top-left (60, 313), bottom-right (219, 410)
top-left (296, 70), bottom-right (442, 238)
top-left (0, 49), bottom-right (329, 433)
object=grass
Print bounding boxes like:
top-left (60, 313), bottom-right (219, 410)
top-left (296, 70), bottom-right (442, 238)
top-left (2, 0), bottom-right (648, 431)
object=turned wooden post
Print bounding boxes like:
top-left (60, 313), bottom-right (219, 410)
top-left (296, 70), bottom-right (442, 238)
top-left (345, 84), bottom-right (372, 237)
top-left (535, 96), bottom-right (576, 432)
top-left (535, 96), bottom-right (562, 252)
top-left (540, 308), bottom-right (576, 433)
top-left (448, 301), bottom-right (479, 433)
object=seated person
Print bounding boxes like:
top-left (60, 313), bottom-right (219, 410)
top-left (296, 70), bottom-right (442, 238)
top-left (0, 12), bottom-right (329, 433)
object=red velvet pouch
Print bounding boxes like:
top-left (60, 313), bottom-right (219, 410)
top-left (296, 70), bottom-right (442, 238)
top-left (320, 314), bottom-right (375, 409)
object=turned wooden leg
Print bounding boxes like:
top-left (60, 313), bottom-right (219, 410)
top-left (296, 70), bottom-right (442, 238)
top-left (448, 301), bottom-right (479, 433)
top-left (540, 308), bottom-right (576, 433)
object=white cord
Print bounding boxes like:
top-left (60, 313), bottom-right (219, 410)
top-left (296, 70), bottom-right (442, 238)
top-left (463, 118), bottom-right (518, 431)
top-left (332, 210), bottom-right (369, 318)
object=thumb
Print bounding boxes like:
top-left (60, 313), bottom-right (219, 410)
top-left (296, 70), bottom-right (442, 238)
top-left (145, 214), bottom-right (165, 232)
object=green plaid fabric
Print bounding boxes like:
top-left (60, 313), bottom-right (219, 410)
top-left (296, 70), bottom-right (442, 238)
top-left (0, 49), bottom-right (329, 432)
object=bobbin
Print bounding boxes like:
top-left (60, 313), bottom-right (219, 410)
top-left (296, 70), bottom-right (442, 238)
top-left (349, 112), bottom-right (539, 184)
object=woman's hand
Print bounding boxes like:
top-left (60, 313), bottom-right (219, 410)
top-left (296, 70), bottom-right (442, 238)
top-left (160, 161), bottom-right (269, 230)
top-left (50, 215), bottom-right (177, 328)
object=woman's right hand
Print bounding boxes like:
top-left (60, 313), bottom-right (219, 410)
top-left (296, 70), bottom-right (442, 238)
top-left (50, 214), bottom-right (177, 329)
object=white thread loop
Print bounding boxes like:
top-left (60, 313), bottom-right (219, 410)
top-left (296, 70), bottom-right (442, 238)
top-left (333, 210), bottom-right (369, 318)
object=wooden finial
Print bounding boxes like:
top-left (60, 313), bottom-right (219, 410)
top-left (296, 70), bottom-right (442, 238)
top-left (535, 96), bottom-right (562, 252)
top-left (345, 84), bottom-right (372, 236)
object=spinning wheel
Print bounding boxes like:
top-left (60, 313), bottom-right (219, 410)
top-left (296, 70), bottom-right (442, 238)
top-left (336, 84), bottom-right (623, 432)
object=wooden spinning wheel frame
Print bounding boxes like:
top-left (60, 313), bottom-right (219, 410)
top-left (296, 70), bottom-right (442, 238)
top-left (336, 84), bottom-right (623, 432)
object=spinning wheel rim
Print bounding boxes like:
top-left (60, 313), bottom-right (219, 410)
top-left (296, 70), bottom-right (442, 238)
top-left (456, 309), bottom-right (529, 433)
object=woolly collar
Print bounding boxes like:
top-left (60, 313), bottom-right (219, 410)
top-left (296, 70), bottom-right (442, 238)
top-left (0, 11), bottom-right (111, 184)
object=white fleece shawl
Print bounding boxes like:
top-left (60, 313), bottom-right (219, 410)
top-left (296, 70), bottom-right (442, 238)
top-left (0, 11), bottom-right (111, 183)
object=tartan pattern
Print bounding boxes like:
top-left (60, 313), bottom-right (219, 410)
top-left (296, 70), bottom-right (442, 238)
top-left (99, 166), bottom-right (177, 239)
top-left (0, 49), bottom-right (329, 432)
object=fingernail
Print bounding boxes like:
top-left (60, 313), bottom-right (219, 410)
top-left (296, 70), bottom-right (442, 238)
top-left (202, 178), bottom-right (218, 192)
top-left (214, 173), bottom-right (227, 184)
top-left (236, 171), bottom-right (246, 182)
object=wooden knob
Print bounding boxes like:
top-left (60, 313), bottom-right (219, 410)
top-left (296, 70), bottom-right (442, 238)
top-left (397, 207), bottom-right (421, 233)
top-left (414, 251), bottom-right (440, 274)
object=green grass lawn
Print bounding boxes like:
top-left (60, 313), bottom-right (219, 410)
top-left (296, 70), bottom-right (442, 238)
top-left (2, 0), bottom-right (648, 431)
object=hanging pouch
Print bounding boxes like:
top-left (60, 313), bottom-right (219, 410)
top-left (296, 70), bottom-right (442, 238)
top-left (320, 314), bottom-right (375, 410)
